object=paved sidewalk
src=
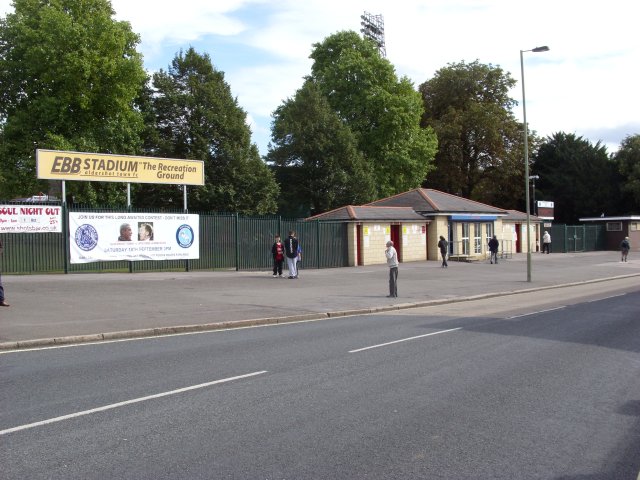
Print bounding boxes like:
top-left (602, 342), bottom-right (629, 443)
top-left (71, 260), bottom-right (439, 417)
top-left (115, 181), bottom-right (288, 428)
top-left (1, 251), bottom-right (638, 349)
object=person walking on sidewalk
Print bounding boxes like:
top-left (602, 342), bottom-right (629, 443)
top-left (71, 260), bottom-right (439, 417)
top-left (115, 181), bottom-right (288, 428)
top-left (437, 235), bottom-right (448, 268)
top-left (620, 236), bottom-right (631, 262)
top-left (385, 240), bottom-right (398, 297)
top-left (271, 234), bottom-right (285, 277)
top-left (0, 240), bottom-right (9, 307)
top-left (488, 235), bottom-right (499, 264)
top-left (284, 230), bottom-right (299, 279)
top-left (542, 230), bottom-right (551, 254)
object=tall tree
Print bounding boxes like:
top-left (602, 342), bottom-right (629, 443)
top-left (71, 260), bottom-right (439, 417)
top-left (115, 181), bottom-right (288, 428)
top-left (137, 48), bottom-right (278, 214)
top-left (613, 134), bottom-right (640, 212)
top-left (267, 81), bottom-right (376, 217)
top-left (308, 31), bottom-right (438, 197)
top-left (419, 60), bottom-right (525, 208)
top-left (0, 0), bottom-right (147, 203)
top-left (533, 132), bottom-right (618, 223)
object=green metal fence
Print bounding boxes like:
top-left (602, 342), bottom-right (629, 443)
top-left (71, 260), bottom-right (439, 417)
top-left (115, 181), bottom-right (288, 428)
top-left (0, 205), bottom-right (349, 274)
top-left (549, 224), bottom-right (606, 253)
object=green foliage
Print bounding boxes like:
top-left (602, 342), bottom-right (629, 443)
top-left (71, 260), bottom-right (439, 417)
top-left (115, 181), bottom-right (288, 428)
top-left (613, 134), bottom-right (640, 211)
top-left (0, 0), bottom-right (147, 203)
top-left (267, 81), bottom-right (376, 216)
top-left (308, 31), bottom-right (437, 198)
top-left (136, 47), bottom-right (279, 214)
top-left (533, 132), bottom-right (618, 223)
top-left (420, 60), bottom-right (524, 208)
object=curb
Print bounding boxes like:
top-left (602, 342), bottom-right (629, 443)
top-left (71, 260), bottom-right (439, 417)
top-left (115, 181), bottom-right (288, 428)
top-left (1, 273), bottom-right (638, 352)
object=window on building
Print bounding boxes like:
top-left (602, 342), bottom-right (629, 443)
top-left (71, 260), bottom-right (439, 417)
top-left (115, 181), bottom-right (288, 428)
top-left (486, 223), bottom-right (494, 241)
top-left (474, 223), bottom-right (482, 253)
top-left (461, 223), bottom-right (470, 255)
top-left (606, 222), bottom-right (622, 231)
top-left (631, 222), bottom-right (638, 231)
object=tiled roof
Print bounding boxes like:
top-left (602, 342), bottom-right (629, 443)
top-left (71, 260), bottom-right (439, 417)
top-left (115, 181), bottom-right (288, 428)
top-left (367, 188), bottom-right (508, 215)
top-left (306, 205), bottom-right (428, 222)
top-left (503, 209), bottom-right (543, 222)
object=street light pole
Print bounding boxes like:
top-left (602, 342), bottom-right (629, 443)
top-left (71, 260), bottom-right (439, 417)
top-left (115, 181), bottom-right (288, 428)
top-left (529, 175), bottom-right (539, 216)
top-left (520, 46), bottom-right (549, 282)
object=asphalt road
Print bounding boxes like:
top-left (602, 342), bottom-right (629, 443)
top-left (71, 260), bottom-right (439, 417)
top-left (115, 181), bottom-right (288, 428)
top-left (2, 280), bottom-right (640, 479)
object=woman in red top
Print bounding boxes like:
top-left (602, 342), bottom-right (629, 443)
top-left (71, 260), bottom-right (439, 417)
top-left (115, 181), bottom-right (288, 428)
top-left (271, 235), bottom-right (285, 277)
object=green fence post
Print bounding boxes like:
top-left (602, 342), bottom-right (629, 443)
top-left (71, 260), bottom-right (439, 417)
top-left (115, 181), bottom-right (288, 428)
top-left (63, 202), bottom-right (69, 274)
top-left (316, 220), bottom-right (321, 269)
top-left (127, 202), bottom-right (133, 274)
top-left (235, 212), bottom-right (240, 271)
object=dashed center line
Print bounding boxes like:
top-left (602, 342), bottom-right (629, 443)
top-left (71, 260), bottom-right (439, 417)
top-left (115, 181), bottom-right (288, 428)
top-left (0, 370), bottom-right (267, 436)
top-left (507, 306), bottom-right (566, 319)
top-left (349, 327), bottom-right (462, 353)
top-left (586, 293), bottom-right (626, 303)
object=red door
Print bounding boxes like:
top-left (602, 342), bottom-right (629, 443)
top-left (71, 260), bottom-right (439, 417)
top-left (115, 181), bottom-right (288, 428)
top-left (356, 225), bottom-right (363, 266)
top-left (391, 224), bottom-right (401, 261)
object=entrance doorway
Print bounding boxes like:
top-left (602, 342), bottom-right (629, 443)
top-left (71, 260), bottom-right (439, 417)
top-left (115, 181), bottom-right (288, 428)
top-left (356, 224), bottom-right (363, 266)
top-left (391, 224), bottom-right (401, 261)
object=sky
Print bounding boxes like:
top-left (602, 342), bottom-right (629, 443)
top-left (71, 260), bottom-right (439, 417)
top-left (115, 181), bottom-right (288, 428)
top-left (1, 0), bottom-right (638, 156)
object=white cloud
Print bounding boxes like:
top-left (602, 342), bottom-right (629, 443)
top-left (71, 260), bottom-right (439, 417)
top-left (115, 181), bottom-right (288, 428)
top-left (2, 0), bottom-right (638, 155)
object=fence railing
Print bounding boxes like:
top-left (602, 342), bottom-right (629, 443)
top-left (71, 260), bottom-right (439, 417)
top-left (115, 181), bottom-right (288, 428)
top-left (0, 205), bottom-right (350, 274)
top-left (549, 224), bottom-right (605, 253)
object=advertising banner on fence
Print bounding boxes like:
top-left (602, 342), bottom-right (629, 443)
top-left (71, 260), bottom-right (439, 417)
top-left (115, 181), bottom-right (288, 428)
top-left (0, 204), bottom-right (63, 233)
top-left (69, 212), bottom-right (199, 263)
top-left (36, 149), bottom-right (205, 185)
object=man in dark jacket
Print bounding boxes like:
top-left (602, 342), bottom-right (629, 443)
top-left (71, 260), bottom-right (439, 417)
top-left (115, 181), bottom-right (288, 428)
top-left (284, 230), bottom-right (299, 279)
top-left (437, 236), bottom-right (448, 268)
top-left (488, 235), bottom-right (499, 264)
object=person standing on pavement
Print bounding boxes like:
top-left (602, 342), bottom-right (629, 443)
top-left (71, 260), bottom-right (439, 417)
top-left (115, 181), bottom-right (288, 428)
top-left (271, 234), bottom-right (285, 277)
top-left (488, 235), bottom-right (499, 264)
top-left (437, 235), bottom-right (448, 268)
top-left (385, 240), bottom-right (398, 297)
top-left (0, 239), bottom-right (9, 307)
top-left (284, 230), bottom-right (299, 279)
top-left (542, 230), bottom-right (551, 254)
top-left (620, 236), bottom-right (631, 262)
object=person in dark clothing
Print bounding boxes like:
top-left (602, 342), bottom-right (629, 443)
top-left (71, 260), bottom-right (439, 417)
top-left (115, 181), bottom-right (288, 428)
top-left (284, 230), bottom-right (299, 279)
top-left (437, 236), bottom-right (448, 268)
top-left (271, 234), bottom-right (285, 277)
top-left (488, 235), bottom-right (500, 264)
top-left (620, 237), bottom-right (631, 262)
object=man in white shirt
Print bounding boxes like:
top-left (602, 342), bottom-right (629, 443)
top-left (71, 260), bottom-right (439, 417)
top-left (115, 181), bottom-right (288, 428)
top-left (385, 241), bottom-right (398, 298)
top-left (542, 231), bottom-right (551, 254)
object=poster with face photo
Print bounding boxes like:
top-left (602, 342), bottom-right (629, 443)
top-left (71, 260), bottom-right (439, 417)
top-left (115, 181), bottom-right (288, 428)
top-left (69, 212), bottom-right (199, 263)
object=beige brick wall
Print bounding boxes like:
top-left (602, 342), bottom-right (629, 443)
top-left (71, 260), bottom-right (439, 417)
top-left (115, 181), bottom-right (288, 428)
top-left (360, 223), bottom-right (389, 266)
top-left (400, 223), bottom-right (427, 262)
top-left (347, 223), bottom-right (357, 266)
top-left (353, 222), bottom-right (427, 265)
top-left (428, 217), bottom-right (449, 260)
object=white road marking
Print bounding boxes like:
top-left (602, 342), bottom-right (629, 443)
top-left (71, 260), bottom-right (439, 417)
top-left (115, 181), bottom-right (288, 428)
top-left (349, 327), bottom-right (462, 353)
top-left (507, 306), bottom-right (566, 319)
top-left (586, 293), bottom-right (626, 303)
top-left (0, 371), bottom-right (267, 436)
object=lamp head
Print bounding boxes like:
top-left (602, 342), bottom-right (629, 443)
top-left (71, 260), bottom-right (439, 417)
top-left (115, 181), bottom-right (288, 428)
top-left (532, 46), bottom-right (550, 52)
